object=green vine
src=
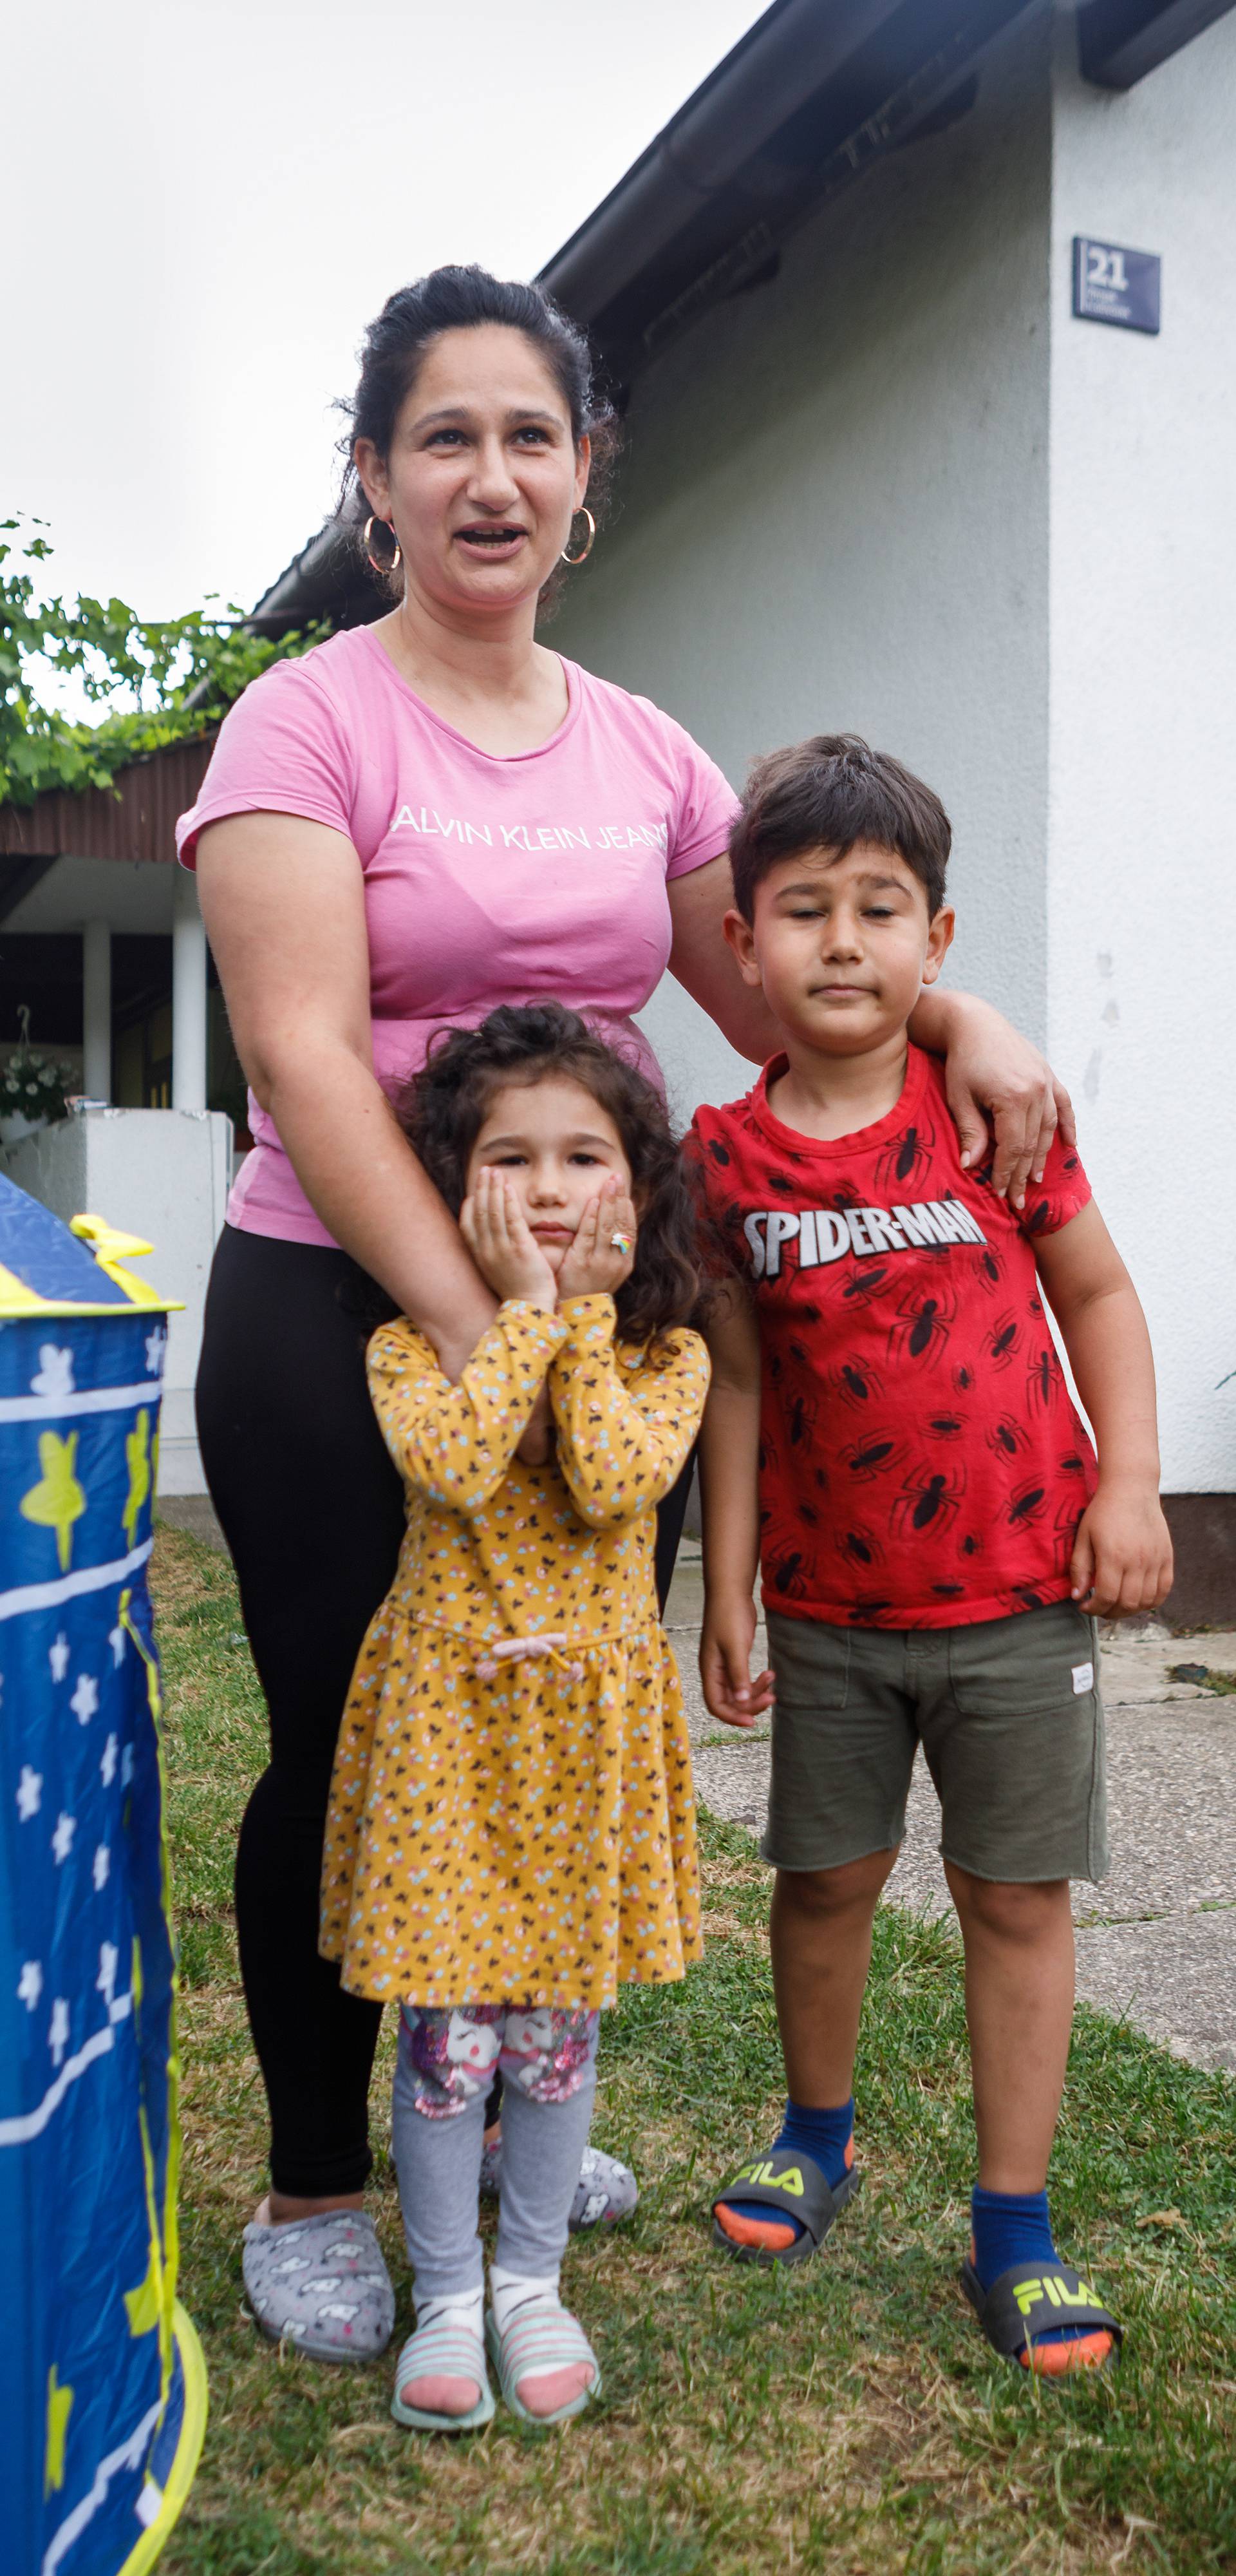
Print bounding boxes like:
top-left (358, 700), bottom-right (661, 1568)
top-left (0, 516), bottom-right (326, 810)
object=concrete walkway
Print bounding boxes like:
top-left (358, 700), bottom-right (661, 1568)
top-left (162, 1502), bottom-right (1236, 2075)
top-left (665, 1547), bottom-right (1236, 2076)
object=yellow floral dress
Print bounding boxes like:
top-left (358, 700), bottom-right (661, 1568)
top-left (320, 1293), bottom-right (710, 2011)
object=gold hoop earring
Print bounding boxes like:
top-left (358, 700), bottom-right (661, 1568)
top-left (363, 514), bottom-right (402, 576)
top-left (560, 507), bottom-right (596, 567)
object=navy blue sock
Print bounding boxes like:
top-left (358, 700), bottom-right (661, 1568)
top-left (718, 2098), bottom-right (854, 2246)
top-left (971, 2186), bottom-right (1098, 2350)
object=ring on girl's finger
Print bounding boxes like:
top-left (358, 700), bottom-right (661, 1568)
top-left (610, 1229), bottom-right (633, 1254)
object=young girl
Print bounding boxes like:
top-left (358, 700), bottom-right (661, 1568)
top-left (320, 1003), bottom-right (709, 2432)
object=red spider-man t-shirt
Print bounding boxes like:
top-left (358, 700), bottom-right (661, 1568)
top-left (689, 1043), bottom-right (1097, 1629)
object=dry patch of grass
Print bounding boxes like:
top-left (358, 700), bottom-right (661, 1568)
top-left (153, 1522), bottom-right (1236, 2576)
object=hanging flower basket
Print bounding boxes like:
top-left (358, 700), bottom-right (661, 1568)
top-left (0, 1007), bottom-right (77, 1146)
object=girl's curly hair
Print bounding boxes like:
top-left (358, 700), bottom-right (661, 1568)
top-left (397, 1003), bottom-right (701, 1352)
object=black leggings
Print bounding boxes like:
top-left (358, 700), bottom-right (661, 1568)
top-left (195, 1224), bottom-right (693, 2197)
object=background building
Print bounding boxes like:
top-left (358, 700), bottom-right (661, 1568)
top-left (3, 0), bottom-right (1231, 1608)
top-left (541, 0), bottom-right (1236, 1618)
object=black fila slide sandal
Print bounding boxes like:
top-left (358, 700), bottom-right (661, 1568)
top-left (711, 2146), bottom-right (861, 2267)
top-left (960, 2257), bottom-right (1122, 2374)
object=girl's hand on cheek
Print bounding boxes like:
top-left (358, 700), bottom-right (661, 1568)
top-left (460, 1168), bottom-right (559, 1307)
top-left (556, 1175), bottom-right (637, 1303)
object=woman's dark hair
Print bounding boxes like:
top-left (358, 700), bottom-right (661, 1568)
top-left (398, 1003), bottom-right (700, 1352)
top-left (339, 265), bottom-right (619, 614)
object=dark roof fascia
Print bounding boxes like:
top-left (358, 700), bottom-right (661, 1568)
top-left (245, 512), bottom-right (380, 639)
top-left (1077, 0), bottom-right (1235, 86)
top-left (536, 0), bottom-right (1039, 387)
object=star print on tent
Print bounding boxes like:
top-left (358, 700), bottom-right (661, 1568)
top-left (0, 1171), bottom-right (203, 2572)
top-left (31, 1345), bottom-right (75, 1401)
top-left (49, 2000), bottom-right (70, 2067)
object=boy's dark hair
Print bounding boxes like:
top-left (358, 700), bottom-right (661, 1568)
top-left (729, 734), bottom-right (951, 923)
top-left (397, 1003), bottom-right (700, 1352)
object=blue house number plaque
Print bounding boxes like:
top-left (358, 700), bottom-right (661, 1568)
top-left (1072, 237), bottom-right (1161, 334)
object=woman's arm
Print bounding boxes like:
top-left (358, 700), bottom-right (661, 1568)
top-left (368, 1309), bottom-right (568, 1513)
top-left (667, 855), bottom-right (782, 1064)
top-left (1033, 1201), bottom-right (1174, 1616)
top-left (547, 1297), bottom-right (709, 1529)
top-left (698, 1285), bottom-right (774, 1728)
top-left (196, 813), bottom-right (497, 1378)
top-left (909, 985), bottom-right (1076, 1209)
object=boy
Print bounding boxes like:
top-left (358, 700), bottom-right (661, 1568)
top-left (692, 734), bottom-right (1172, 2373)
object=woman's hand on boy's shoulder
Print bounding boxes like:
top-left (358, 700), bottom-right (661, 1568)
top-left (1070, 1480), bottom-right (1175, 1618)
top-left (700, 1593), bottom-right (774, 1729)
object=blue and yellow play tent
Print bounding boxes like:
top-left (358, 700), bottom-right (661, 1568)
top-left (0, 1176), bottom-right (205, 2576)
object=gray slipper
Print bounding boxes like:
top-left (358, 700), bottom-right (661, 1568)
top-left (242, 2208), bottom-right (396, 2363)
top-left (480, 2138), bottom-right (639, 2231)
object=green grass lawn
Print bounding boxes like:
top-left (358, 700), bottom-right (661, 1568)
top-left (153, 1524), bottom-right (1236, 2575)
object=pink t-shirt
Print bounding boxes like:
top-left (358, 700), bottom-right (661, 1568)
top-left (176, 625), bottom-right (738, 1246)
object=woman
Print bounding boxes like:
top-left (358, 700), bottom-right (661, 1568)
top-left (182, 265), bottom-right (1072, 2365)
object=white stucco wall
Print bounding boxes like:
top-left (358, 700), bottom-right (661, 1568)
top-left (552, 4), bottom-right (1056, 1124)
top-left (1, 1109), bottom-right (232, 1495)
top-left (1047, 7), bottom-right (1236, 1492)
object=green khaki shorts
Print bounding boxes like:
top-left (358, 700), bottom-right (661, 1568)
top-left (763, 1600), bottom-right (1108, 1884)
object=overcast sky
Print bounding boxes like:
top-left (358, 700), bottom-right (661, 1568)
top-left (3, 0), bottom-right (768, 627)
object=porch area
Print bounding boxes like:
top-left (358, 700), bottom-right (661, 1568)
top-left (0, 737), bottom-right (239, 1492)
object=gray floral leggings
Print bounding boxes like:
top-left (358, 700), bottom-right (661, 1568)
top-left (393, 2004), bottom-right (601, 2302)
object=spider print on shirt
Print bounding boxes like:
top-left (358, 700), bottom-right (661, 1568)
top-left (888, 1280), bottom-right (957, 1367)
top-left (873, 1116), bottom-right (937, 1196)
top-left (839, 1264), bottom-right (893, 1309)
top-left (785, 1388), bottom-right (819, 1448)
top-left (831, 1358), bottom-right (885, 1410)
top-left (835, 1521), bottom-right (886, 1573)
top-left (891, 1461), bottom-right (967, 1539)
top-left (1026, 1345), bottom-right (1059, 1412)
top-left (766, 1548), bottom-right (811, 1600)
top-left (841, 1430), bottom-right (909, 1484)
top-left (987, 1412), bottom-right (1031, 1463)
top-left (1005, 1477), bottom-right (1049, 1530)
top-left (985, 1311), bottom-right (1022, 1370)
top-left (926, 1408), bottom-right (967, 1443)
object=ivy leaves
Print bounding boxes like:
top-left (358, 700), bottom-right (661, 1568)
top-left (1, 516), bottom-right (324, 809)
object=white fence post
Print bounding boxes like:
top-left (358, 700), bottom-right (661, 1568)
top-left (82, 919), bottom-right (112, 1101)
top-left (171, 867), bottom-right (209, 1113)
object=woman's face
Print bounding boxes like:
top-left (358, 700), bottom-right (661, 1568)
top-left (355, 324), bottom-right (590, 620)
